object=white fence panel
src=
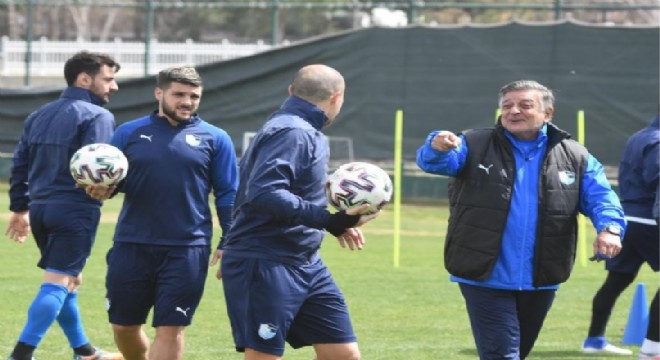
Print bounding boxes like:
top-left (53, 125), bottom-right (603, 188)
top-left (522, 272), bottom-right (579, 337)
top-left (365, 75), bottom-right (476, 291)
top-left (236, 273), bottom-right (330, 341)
top-left (0, 37), bottom-right (273, 77)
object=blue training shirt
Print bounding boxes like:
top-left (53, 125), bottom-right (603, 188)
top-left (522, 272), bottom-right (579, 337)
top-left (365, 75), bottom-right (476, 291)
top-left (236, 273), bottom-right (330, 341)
top-left (222, 96), bottom-right (334, 264)
top-left (111, 112), bottom-right (238, 248)
top-left (9, 87), bottom-right (115, 212)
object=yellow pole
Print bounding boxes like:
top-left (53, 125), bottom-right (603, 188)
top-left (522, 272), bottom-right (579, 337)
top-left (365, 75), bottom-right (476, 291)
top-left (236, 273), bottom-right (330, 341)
top-left (577, 110), bottom-right (588, 267)
top-left (393, 109), bottom-right (403, 268)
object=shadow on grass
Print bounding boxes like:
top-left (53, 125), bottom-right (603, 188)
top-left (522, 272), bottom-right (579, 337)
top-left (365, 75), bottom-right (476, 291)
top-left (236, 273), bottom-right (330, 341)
top-left (458, 348), bottom-right (631, 358)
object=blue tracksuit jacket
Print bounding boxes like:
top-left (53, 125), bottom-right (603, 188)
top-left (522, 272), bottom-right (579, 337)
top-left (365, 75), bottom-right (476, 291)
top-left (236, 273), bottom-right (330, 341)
top-left (222, 96), bottom-right (334, 264)
top-left (110, 112), bottom-right (238, 248)
top-left (9, 87), bottom-right (115, 211)
top-left (618, 115), bottom-right (659, 221)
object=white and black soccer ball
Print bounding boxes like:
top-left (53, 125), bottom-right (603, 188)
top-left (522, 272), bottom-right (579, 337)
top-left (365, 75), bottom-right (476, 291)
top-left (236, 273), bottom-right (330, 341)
top-left (69, 143), bottom-right (128, 186)
top-left (325, 162), bottom-right (393, 215)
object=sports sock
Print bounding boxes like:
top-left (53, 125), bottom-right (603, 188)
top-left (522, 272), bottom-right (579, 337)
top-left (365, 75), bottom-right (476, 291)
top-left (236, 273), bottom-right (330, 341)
top-left (10, 342), bottom-right (36, 360)
top-left (647, 290), bottom-right (659, 341)
top-left (641, 339), bottom-right (660, 354)
top-left (57, 290), bottom-right (94, 355)
top-left (17, 283), bottom-right (69, 346)
top-left (588, 271), bottom-right (635, 337)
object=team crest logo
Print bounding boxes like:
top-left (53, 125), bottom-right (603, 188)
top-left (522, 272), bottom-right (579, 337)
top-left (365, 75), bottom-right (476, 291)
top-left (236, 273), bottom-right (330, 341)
top-left (258, 323), bottom-right (278, 340)
top-left (185, 134), bottom-right (201, 146)
top-left (558, 170), bottom-right (576, 185)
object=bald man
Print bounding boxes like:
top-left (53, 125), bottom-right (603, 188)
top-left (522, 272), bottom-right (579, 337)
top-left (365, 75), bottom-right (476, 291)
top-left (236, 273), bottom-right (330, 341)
top-left (219, 64), bottom-right (379, 360)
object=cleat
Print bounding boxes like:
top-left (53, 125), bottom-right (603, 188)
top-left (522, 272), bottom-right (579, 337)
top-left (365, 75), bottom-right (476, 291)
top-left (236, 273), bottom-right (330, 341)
top-left (72, 349), bottom-right (123, 360)
top-left (581, 337), bottom-right (632, 355)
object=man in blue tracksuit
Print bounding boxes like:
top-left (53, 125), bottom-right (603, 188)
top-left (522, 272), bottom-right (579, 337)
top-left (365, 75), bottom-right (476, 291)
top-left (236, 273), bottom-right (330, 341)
top-left (91, 65), bottom-right (238, 360)
top-left (416, 80), bottom-right (625, 360)
top-left (583, 113), bottom-right (659, 358)
top-left (6, 51), bottom-right (122, 360)
top-left (220, 64), bottom-right (379, 360)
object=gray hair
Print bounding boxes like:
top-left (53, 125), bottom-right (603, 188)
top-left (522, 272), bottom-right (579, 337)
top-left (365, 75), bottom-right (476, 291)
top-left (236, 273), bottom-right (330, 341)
top-left (499, 80), bottom-right (554, 112)
top-left (157, 65), bottom-right (203, 89)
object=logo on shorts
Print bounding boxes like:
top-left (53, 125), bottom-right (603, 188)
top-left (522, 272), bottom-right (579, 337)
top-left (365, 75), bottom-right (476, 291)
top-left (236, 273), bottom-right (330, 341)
top-left (258, 323), bottom-right (278, 340)
top-left (558, 170), bottom-right (576, 185)
top-left (105, 298), bottom-right (111, 311)
top-left (175, 306), bottom-right (190, 317)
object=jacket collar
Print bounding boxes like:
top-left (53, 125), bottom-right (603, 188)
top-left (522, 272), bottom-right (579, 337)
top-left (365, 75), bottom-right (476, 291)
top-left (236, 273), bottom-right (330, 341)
top-left (279, 95), bottom-right (328, 131)
top-left (60, 86), bottom-right (105, 106)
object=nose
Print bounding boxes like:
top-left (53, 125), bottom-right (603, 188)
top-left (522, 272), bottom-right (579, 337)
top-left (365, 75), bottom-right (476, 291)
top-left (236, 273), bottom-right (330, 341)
top-left (110, 81), bottom-right (119, 93)
top-left (181, 96), bottom-right (193, 106)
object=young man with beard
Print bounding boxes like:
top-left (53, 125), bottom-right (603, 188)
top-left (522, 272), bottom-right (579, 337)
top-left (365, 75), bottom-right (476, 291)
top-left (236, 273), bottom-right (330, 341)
top-left (6, 51), bottom-right (123, 360)
top-left (89, 65), bottom-right (238, 360)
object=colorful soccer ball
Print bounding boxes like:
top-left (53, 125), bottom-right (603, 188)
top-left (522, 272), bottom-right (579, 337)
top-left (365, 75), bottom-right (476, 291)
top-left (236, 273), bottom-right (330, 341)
top-left (325, 162), bottom-right (393, 215)
top-left (69, 143), bottom-right (128, 186)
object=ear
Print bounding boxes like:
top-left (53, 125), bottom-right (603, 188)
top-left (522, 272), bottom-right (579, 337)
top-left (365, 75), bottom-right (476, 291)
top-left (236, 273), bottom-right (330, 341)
top-left (154, 87), bottom-right (162, 101)
top-left (75, 72), bottom-right (92, 88)
top-left (329, 91), bottom-right (342, 105)
top-left (545, 106), bottom-right (554, 120)
top-left (287, 85), bottom-right (294, 96)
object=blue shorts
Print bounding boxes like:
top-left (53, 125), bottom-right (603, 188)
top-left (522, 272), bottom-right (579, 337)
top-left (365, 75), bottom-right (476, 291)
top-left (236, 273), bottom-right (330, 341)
top-left (29, 203), bottom-right (100, 276)
top-left (221, 254), bottom-right (356, 356)
top-left (606, 220), bottom-right (659, 273)
top-left (105, 242), bottom-right (210, 327)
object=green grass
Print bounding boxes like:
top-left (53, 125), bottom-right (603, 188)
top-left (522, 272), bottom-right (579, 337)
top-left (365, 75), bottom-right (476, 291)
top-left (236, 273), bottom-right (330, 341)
top-left (0, 183), bottom-right (656, 359)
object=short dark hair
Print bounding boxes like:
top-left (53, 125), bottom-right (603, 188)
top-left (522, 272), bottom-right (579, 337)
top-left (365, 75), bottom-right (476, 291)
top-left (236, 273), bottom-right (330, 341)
top-left (157, 65), bottom-right (203, 89)
top-left (63, 51), bottom-right (120, 86)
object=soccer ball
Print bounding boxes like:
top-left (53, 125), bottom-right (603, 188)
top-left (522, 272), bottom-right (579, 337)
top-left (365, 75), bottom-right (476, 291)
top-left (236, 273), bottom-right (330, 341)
top-left (325, 162), bottom-right (393, 214)
top-left (69, 143), bottom-right (128, 186)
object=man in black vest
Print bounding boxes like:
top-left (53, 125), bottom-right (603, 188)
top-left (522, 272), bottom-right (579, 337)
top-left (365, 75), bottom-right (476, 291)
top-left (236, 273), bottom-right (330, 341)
top-left (416, 80), bottom-right (625, 359)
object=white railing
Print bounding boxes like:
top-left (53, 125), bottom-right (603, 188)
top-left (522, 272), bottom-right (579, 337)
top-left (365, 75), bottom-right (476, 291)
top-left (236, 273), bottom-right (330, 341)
top-left (0, 37), bottom-right (274, 77)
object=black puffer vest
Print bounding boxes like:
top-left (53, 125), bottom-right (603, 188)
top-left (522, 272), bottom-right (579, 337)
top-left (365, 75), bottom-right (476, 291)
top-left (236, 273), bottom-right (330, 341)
top-left (445, 123), bottom-right (589, 287)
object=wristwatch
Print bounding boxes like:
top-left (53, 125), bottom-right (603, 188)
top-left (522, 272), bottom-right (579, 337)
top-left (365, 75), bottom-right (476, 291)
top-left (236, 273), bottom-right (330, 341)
top-left (602, 225), bottom-right (621, 237)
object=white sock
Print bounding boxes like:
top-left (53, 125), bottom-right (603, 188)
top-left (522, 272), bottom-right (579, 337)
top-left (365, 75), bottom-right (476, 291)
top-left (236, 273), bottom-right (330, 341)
top-left (640, 339), bottom-right (660, 354)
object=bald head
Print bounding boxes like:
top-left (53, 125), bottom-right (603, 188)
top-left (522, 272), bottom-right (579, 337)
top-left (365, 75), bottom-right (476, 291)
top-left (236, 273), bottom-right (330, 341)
top-left (290, 64), bottom-right (345, 104)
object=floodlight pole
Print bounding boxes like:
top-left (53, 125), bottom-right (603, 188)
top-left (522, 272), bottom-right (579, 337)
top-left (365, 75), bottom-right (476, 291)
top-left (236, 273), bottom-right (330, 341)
top-left (408, 0), bottom-right (417, 25)
top-left (271, 0), bottom-right (280, 45)
top-left (554, 0), bottom-right (563, 20)
top-left (144, 0), bottom-right (154, 76)
top-left (23, 0), bottom-right (33, 86)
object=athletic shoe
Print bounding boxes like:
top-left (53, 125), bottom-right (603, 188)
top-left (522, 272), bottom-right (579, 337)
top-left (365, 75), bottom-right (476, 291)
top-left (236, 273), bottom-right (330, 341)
top-left (72, 349), bottom-right (123, 360)
top-left (6, 357), bottom-right (36, 360)
top-left (581, 336), bottom-right (633, 355)
top-left (638, 351), bottom-right (660, 360)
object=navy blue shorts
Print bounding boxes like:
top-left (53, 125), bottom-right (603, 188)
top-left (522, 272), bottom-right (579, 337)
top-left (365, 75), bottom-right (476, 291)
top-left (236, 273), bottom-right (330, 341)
top-left (29, 203), bottom-right (100, 276)
top-left (105, 242), bottom-right (210, 327)
top-left (606, 220), bottom-right (659, 273)
top-left (221, 254), bottom-right (356, 356)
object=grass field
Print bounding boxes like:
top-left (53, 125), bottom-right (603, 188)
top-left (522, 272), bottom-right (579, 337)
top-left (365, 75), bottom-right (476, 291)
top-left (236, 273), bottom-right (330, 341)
top-left (0, 182), bottom-right (656, 359)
